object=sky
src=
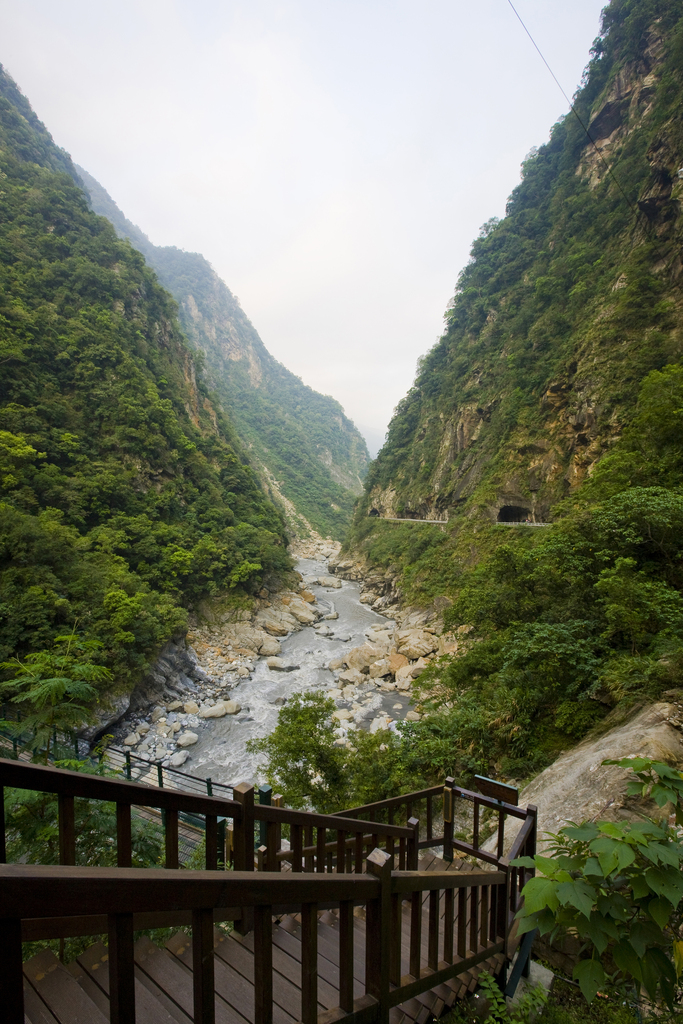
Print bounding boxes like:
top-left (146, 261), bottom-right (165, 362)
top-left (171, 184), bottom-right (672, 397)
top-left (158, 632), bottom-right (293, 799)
top-left (1, 0), bottom-right (608, 456)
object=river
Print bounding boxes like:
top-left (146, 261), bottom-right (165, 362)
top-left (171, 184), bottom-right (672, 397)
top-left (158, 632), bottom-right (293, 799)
top-left (182, 557), bottom-right (413, 788)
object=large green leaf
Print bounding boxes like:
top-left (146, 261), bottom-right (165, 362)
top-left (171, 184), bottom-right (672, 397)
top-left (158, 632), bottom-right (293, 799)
top-left (645, 865), bottom-right (683, 905)
top-left (556, 879), bottom-right (595, 919)
top-left (520, 876), bottom-right (559, 914)
top-left (573, 959), bottom-right (605, 1003)
top-left (612, 940), bottom-right (642, 982)
top-left (647, 895), bottom-right (673, 928)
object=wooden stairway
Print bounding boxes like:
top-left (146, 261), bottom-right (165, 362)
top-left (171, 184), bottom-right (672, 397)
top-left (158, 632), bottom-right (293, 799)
top-left (20, 854), bottom-right (504, 1024)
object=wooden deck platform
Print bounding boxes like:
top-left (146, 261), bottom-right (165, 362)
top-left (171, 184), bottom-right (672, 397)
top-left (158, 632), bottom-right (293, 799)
top-left (21, 854), bottom-right (504, 1024)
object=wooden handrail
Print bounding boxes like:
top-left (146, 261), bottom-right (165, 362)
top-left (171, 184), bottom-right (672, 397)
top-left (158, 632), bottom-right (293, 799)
top-left (0, 757), bottom-right (242, 819)
top-left (254, 802), bottom-right (412, 839)
top-left (337, 785), bottom-right (443, 817)
top-left (391, 869), bottom-right (505, 893)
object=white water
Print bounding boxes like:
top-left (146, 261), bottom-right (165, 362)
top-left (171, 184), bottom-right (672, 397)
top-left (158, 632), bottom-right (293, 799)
top-left (182, 557), bottom-right (411, 788)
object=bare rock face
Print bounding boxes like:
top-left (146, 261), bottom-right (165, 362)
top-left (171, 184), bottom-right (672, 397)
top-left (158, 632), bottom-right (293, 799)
top-left (395, 629), bottom-right (439, 660)
top-left (497, 701), bottom-right (683, 855)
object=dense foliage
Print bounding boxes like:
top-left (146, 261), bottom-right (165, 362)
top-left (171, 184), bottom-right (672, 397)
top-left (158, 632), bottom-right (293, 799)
top-left (341, 0), bottom-right (683, 783)
top-left (516, 758), bottom-right (683, 1011)
top-left (78, 166), bottom-right (369, 541)
top-left (0, 66), bottom-right (291, 693)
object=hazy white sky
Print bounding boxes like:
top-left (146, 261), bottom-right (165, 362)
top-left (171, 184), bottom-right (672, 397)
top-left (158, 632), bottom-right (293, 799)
top-left (1, 0), bottom-right (607, 455)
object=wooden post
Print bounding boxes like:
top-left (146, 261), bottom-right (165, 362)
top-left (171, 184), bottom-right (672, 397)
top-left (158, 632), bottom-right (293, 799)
top-left (365, 848), bottom-right (391, 1024)
top-left (254, 905), bottom-right (273, 1024)
top-left (165, 808), bottom-right (179, 869)
top-left (443, 777), bottom-right (455, 863)
top-left (390, 891), bottom-right (402, 985)
top-left (233, 783), bottom-right (255, 934)
top-left (0, 786), bottom-right (6, 863)
top-left (233, 783), bottom-right (255, 871)
top-left (108, 912), bottom-right (135, 1024)
top-left (205, 815), bottom-right (218, 871)
top-left (301, 902), bottom-right (318, 1024)
top-left (116, 803), bottom-right (132, 868)
top-left (192, 907), bottom-right (215, 1024)
top-left (407, 816), bottom-right (419, 871)
top-left (336, 829), bottom-right (346, 873)
top-left (428, 888), bottom-right (439, 970)
top-left (58, 793), bottom-right (76, 865)
top-left (0, 917), bottom-right (23, 1024)
top-left (258, 784), bottom-right (272, 849)
top-left (339, 899), bottom-right (354, 1011)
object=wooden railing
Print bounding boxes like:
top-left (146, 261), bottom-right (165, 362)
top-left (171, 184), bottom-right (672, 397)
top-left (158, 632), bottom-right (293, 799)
top-left (0, 854), bottom-right (510, 1024)
top-left (0, 757), bottom-right (537, 1023)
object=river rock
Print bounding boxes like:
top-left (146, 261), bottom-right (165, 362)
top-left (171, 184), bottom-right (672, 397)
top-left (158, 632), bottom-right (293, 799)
top-left (170, 750), bottom-right (189, 767)
top-left (318, 575), bottom-right (342, 588)
top-left (333, 709), bottom-right (354, 721)
top-left (255, 608), bottom-right (297, 635)
top-left (395, 665), bottom-right (415, 690)
top-left (198, 703), bottom-right (228, 718)
top-left (123, 732), bottom-right (138, 746)
top-left (177, 731), bottom-right (199, 747)
top-left (405, 710), bottom-right (421, 722)
top-left (338, 668), bottom-right (364, 686)
top-left (260, 636), bottom-right (282, 656)
top-left (388, 652), bottom-right (409, 673)
top-left (346, 643), bottom-right (386, 672)
top-left (395, 629), bottom-right (438, 660)
top-left (166, 700), bottom-right (182, 712)
top-left (137, 723), bottom-right (150, 735)
top-left (328, 658), bottom-right (345, 671)
top-left (151, 707), bottom-right (165, 723)
top-left (368, 658), bottom-right (392, 679)
top-left (323, 611), bottom-right (339, 620)
top-left (183, 700), bottom-right (200, 714)
top-left (225, 700), bottom-right (241, 714)
top-left (300, 589), bottom-right (316, 603)
top-left (369, 716), bottom-right (390, 733)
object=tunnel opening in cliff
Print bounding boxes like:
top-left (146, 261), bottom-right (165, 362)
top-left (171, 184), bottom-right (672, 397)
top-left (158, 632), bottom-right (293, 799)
top-left (497, 505), bottom-right (531, 523)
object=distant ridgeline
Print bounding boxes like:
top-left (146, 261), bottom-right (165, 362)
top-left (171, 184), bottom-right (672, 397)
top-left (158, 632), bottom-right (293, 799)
top-left (76, 167), bottom-right (370, 542)
top-left (0, 65), bottom-right (292, 687)
top-left (340, 0), bottom-right (683, 781)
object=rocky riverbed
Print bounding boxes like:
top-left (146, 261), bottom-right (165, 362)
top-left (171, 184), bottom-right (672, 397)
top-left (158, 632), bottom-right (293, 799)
top-left (107, 555), bottom-right (454, 787)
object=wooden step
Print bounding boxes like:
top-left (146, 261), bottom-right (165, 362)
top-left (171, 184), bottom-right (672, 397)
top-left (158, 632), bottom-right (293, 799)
top-left (23, 948), bottom-right (107, 1024)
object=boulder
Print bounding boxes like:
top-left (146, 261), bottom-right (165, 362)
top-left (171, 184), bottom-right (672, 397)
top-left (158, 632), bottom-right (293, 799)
top-left (395, 665), bottom-right (415, 690)
top-left (337, 668), bottom-right (364, 686)
top-left (223, 700), bottom-right (241, 715)
top-left (328, 658), bottom-right (345, 671)
top-left (198, 703), bottom-right (228, 718)
top-left (287, 598), bottom-right (318, 624)
top-left (405, 710), bottom-right (422, 722)
top-left (166, 700), bottom-right (182, 712)
top-left (409, 657), bottom-right (430, 679)
top-left (368, 658), bottom-right (392, 679)
top-left (318, 576), bottom-right (342, 589)
top-left (259, 636), bottom-right (282, 657)
top-left (388, 653), bottom-right (409, 673)
top-left (300, 589), bottom-right (316, 603)
top-left (137, 723), bottom-right (150, 735)
top-left (323, 611), bottom-right (339, 621)
top-left (255, 608), bottom-right (297, 635)
top-left (369, 716), bottom-right (390, 734)
top-left (345, 644), bottom-right (386, 673)
top-left (177, 731), bottom-right (199, 748)
top-left (395, 629), bottom-right (438, 660)
top-left (123, 733), bottom-right (138, 746)
top-left (183, 700), bottom-right (200, 714)
top-left (236, 667), bottom-right (250, 678)
top-left (332, 709), bottom-right (354, 721)
top-left (169, 750), bottom-right (189, 767)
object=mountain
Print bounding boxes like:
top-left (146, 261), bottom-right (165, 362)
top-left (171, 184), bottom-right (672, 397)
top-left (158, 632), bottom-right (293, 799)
top-left (342, 0), bottom-right (683, 781)
top-left (0, 65), bottom-right (291, 690)
top-left (75, 168), bottom-right (370, 542)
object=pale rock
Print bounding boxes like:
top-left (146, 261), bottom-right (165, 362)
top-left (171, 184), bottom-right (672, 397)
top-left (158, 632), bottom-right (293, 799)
top-left (287, 598), bottom-right (318, 625)
top-left (255, 609), bottom-right (295, 636)
top-left (259, 636), bottom-right (282, 657)
top-left (323, 612), bottom-right (339, 621)
top-left (395, 664), bottom-right (415, 690)
top-left (123, 733), bottom-right (138, 746)
top-left (369, 716), bottom-right (390, 734)
top-left (328, 688), bottom-right (342, 698)
top-left (166, 701), bottom-right (182, 712)
top-left (137, 724), bottom-right (150, 735)
top-left (368, 658), bottom-right (392, 679)
top-left (318, 575), bottom-right (342, 589)
top-left (333, 709), bottom-right (354, 721)
top-left (338, 668), bottom-right (364, 686)
top-left (183, 700), bottom-right (200, 714)
top-left (405, 711), bottom-right (422, 722)
top-left (151, 707), bottom-right (165, 723)
top-left (236, 667), bottom-right (250, 678)
top-left (346, 644), bottom-right (386, 673)
top-left (388, 653), bottom-right (409, 674)
top-left (410, 657), bottom-right (430, 679)
top-left (170, 750), bottom-right (189, 767)
top-left (342, 685), bottom-right (357, 698)
top-left (328, 658), bottom-right (345, 671)
top-left (170, 722), bottom-right (180, 733)
top-left (300, 589), bottom-right (316, 603)
top-left (359, 594), bottom-right (374, 604)
top-left (198, 703), bottom-right (228, 718)
top-left (223, 701), bottom-right (241, 715)
top-left (267, 657), bottom-right (286, 670)
top-left (177, 731), bottom-right (199, 747)
top-left (393, 703), bottom-right (403, 709)
top-left (395, 629), bottom-right (438, 660)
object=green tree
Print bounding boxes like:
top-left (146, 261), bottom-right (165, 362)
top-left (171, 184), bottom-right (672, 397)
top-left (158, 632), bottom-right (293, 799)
top-left (1, 630), bottom-right (111, 760)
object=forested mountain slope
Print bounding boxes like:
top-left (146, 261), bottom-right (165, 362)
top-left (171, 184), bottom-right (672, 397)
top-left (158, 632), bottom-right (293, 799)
top-left (0, 65), bottom-right (291, 691)
top-left (76, 168), bottom-right (370, 541)
top-left (341, 0), bottom-right (683, 782)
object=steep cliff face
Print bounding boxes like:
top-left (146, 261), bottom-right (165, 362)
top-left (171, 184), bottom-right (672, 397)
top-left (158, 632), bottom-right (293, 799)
top-left (76, 168), bottom-right (370, 541)
top-left (0, 65), bottom-right (291, 688)
top-left (359, 0), bottom-right (683, 528)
